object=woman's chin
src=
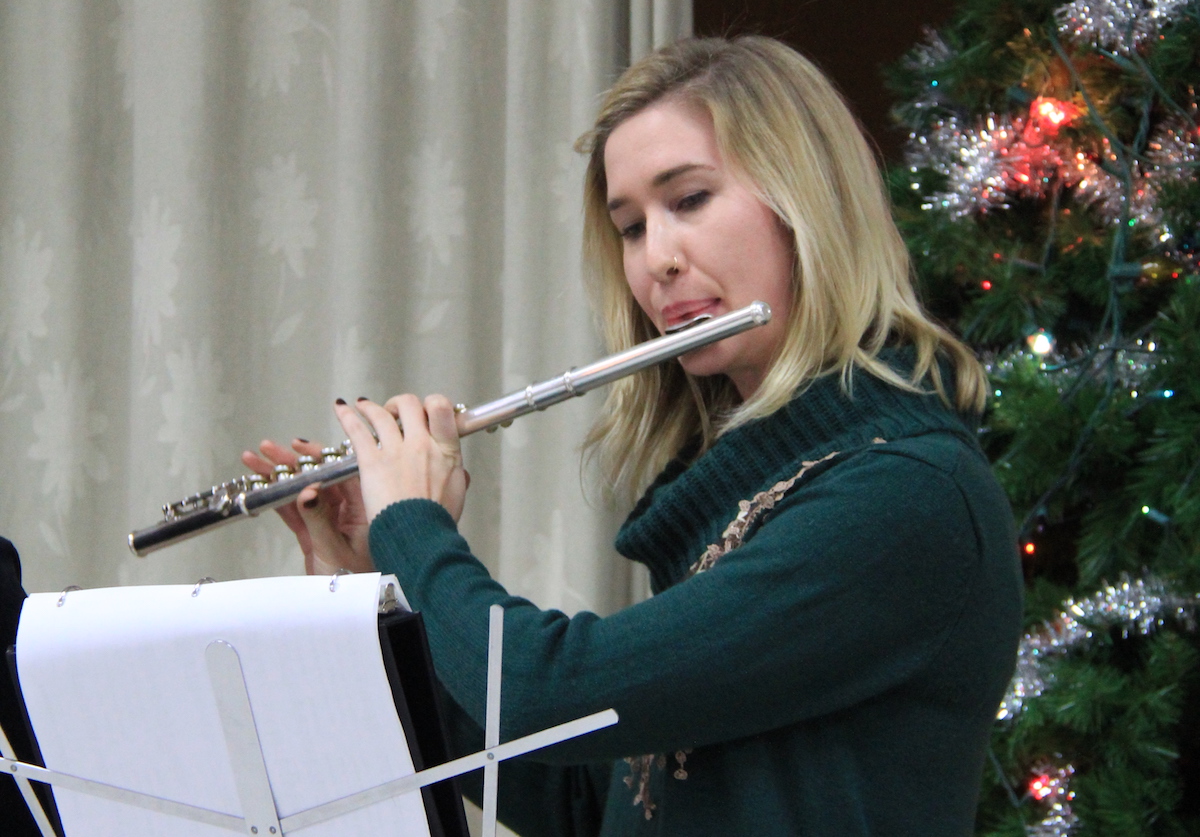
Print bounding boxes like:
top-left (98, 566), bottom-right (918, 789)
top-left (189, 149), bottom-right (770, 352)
top-left (678, 348), bottom-right (730, 381)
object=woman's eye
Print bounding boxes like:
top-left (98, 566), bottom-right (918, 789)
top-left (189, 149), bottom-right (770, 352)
top-left (676, 191), bottom-right (710, 211)
top-left (618, 220), bottom-right (645, 240)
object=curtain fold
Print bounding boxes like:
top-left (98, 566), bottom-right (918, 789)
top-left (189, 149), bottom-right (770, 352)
top-left (1, 0), bottom-right (689, 634)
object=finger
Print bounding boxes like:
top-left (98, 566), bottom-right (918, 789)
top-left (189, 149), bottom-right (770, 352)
top-left (424, 394), bottom-right (461, 454)
top-left (291, 437), bottom-right (325, 457)
top-left (296, 488), bottom-right (371, 573)
top-left (380, 397), bottom-right (402, 421)
top-left (242, 439), bottom-right (297, 477)
top-left (260, 439), bottom-right (301, 467)
top-left (275, 485), bottom-right (317, 555)
top-left (241, 449), bottom-right (274, 477)
top-left (356, 398), bottom-right (403, 445)
top-left (393, 394), bottom-right (430, 441)
top-left (334, 398), bottom-right (378, 456)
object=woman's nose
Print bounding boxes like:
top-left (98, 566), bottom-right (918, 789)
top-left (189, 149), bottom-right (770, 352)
top-left (646, 222), bottom-right (683, 283)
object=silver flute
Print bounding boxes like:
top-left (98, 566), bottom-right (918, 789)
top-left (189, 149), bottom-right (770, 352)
top-left (129, 301), bottom-right (771, 556)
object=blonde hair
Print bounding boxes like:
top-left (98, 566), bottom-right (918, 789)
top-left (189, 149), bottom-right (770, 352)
top-left (577, 37), bottom-right (986, 499)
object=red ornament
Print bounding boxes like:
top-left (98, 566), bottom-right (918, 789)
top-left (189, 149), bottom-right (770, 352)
top-left (981, 280), bottom-right (993, 290)
top-left (1024, 542), bottom-right (1036, 555)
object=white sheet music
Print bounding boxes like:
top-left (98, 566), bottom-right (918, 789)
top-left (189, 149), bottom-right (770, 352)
top-left (15, 573), bottom-right (432, 837)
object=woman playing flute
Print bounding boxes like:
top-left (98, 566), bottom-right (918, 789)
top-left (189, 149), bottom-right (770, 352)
top-left (247, 36), bottom-right (1021, 836)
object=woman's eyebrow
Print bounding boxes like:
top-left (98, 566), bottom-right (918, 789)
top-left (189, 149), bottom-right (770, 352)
top-left (606, 163), bottom-right (714, 213)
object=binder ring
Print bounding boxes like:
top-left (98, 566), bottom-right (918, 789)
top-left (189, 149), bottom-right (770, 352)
top-left (57, 586), bottom-right (83, 607)
top-left (379, 583), bottom-right (400, 614)
top-left (191, 578), bottom-right (217, 597)
top-left (329, 569), bottom-right (351, 592)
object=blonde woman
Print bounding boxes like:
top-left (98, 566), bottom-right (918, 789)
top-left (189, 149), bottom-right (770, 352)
top-left (249, 37), bottom-right (1022, 836)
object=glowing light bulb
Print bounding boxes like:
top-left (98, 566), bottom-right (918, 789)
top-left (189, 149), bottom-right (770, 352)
top-left (1026, 331), bottom-right (1053, 355)
top-left (1030, 774), bottom-right (1054, 800)
top-left (1029, 97), bottom-right (1079, 135)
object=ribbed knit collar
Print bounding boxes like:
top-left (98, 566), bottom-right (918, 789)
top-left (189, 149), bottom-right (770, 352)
top-left (614, 362), bottom-right (978, 588)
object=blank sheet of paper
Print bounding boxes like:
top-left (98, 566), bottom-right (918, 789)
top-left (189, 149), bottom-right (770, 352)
top-left (16, 572), bottom-right (432, 837)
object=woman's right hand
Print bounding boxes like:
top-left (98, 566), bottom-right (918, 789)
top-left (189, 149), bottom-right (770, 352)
top-left (241, 439), bottom-right (375, 575)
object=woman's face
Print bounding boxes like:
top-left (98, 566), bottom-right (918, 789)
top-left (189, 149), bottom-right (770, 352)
top-left (604, 98), bottom-right (794, 399)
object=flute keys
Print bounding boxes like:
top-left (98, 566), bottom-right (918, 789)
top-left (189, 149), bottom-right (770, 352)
top-left (296, 455), bottom-right (318, 472)
top-left (273, 463), bottom-right (296, 481)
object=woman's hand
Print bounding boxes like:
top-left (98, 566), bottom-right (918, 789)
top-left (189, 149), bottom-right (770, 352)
top-left (240, 439), bottom-right (374, 575)
top-left (335, 394), bottom-right (469, 524)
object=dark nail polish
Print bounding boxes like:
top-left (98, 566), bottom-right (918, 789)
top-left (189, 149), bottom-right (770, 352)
top-left (296, 437), bottom-right (310, 444)
top-left (303, 496), bottom-right (318, 509)
top-left (335, 398), bottom-right (346, 406)
top-left (357, 396), bottom-right (368, 402)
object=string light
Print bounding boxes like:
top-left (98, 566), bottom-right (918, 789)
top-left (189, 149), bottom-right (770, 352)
top-left (1030, 97), bottom-right (1080, 136)
top-left (1027, 331), bottom-right (1055, 355)
top-left (1142, 506), bottom-right (1171, 524)
top-left (1026, 763), bottom-right (1079, 837)
top-left (897, 8), bottom-right (1199, 835)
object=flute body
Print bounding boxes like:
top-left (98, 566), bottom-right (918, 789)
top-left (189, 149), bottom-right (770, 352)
top-left (129, 301), bottom-right (772, 556)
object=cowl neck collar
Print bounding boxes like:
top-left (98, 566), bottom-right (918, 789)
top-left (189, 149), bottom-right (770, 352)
top-left (614, 361), bottom-right (976, 588)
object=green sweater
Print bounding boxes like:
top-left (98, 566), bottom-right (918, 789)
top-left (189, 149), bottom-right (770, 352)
top-left (369, 365), bottom-right (1023, 836)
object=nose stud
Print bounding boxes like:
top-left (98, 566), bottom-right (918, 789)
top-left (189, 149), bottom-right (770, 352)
top-left (668, 256), bottom-right (680, 275)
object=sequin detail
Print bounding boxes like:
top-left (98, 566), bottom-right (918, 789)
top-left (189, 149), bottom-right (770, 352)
top-left (687, 448), bottom-right (849, 578)
top-left (623, 750), bottom-right (692, 819)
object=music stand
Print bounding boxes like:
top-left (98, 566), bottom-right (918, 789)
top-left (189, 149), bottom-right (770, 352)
top-left (0, 574), bottom-right (615, 837)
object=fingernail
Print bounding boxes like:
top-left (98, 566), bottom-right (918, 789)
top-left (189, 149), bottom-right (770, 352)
top-left (302, 496), bottom-right (318, 509)
top-left (296, 437), bottom-right (309, 444)
top-left (357, 396), bottom-right (368, 402)
top-left (335, 398), bottom-right (346, 406)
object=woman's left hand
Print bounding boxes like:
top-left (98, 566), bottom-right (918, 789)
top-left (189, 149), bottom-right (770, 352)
top-left (335, 394), bottom-right (470, 524)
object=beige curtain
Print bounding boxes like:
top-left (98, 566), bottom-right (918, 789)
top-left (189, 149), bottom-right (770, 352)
top-left (0, 0), bottom-right (690, 641)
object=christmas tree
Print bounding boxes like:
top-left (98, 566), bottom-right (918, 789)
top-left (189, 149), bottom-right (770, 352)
top-left (885, 1), bottom-right (1200, 834)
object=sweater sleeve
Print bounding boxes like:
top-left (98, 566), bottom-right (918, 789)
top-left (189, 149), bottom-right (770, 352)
top-left (368, 442), bottom-right (1006, 765)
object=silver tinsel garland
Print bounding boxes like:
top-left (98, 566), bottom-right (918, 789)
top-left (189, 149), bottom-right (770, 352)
top-left (897, 28), bottom-right (954, 122)
top-left (998, 575), bottom-right (1199, 721)
top-left (908, 108), bottom-right (1199, 269)
top-left (996, 576), bottom-right (1198, 836)
top-left (907, 115), bottom-right (1049, 217)
top-left (984, 331), bottom-right (1168, 399)
top-left (1056, 0), bottom-right (1193, 55)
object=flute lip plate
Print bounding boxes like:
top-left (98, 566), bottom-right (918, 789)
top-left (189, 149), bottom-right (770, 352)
top-left (663, 313), bottom-right (713, 335)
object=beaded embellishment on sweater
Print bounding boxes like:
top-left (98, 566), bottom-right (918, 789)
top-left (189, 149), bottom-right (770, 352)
top-left (686, 448), bottom-right (844, 579)
top-left (623, 751), bottom-right (691, 820)
top-left (625, 442), bottom-right (884, 818)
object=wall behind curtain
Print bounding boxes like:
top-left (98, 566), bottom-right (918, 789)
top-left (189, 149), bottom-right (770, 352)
top-left (0, 0), bottom-right (690, 632)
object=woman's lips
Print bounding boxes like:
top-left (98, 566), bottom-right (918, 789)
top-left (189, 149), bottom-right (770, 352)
top-left (661, 299), bottom-right (718, 330)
